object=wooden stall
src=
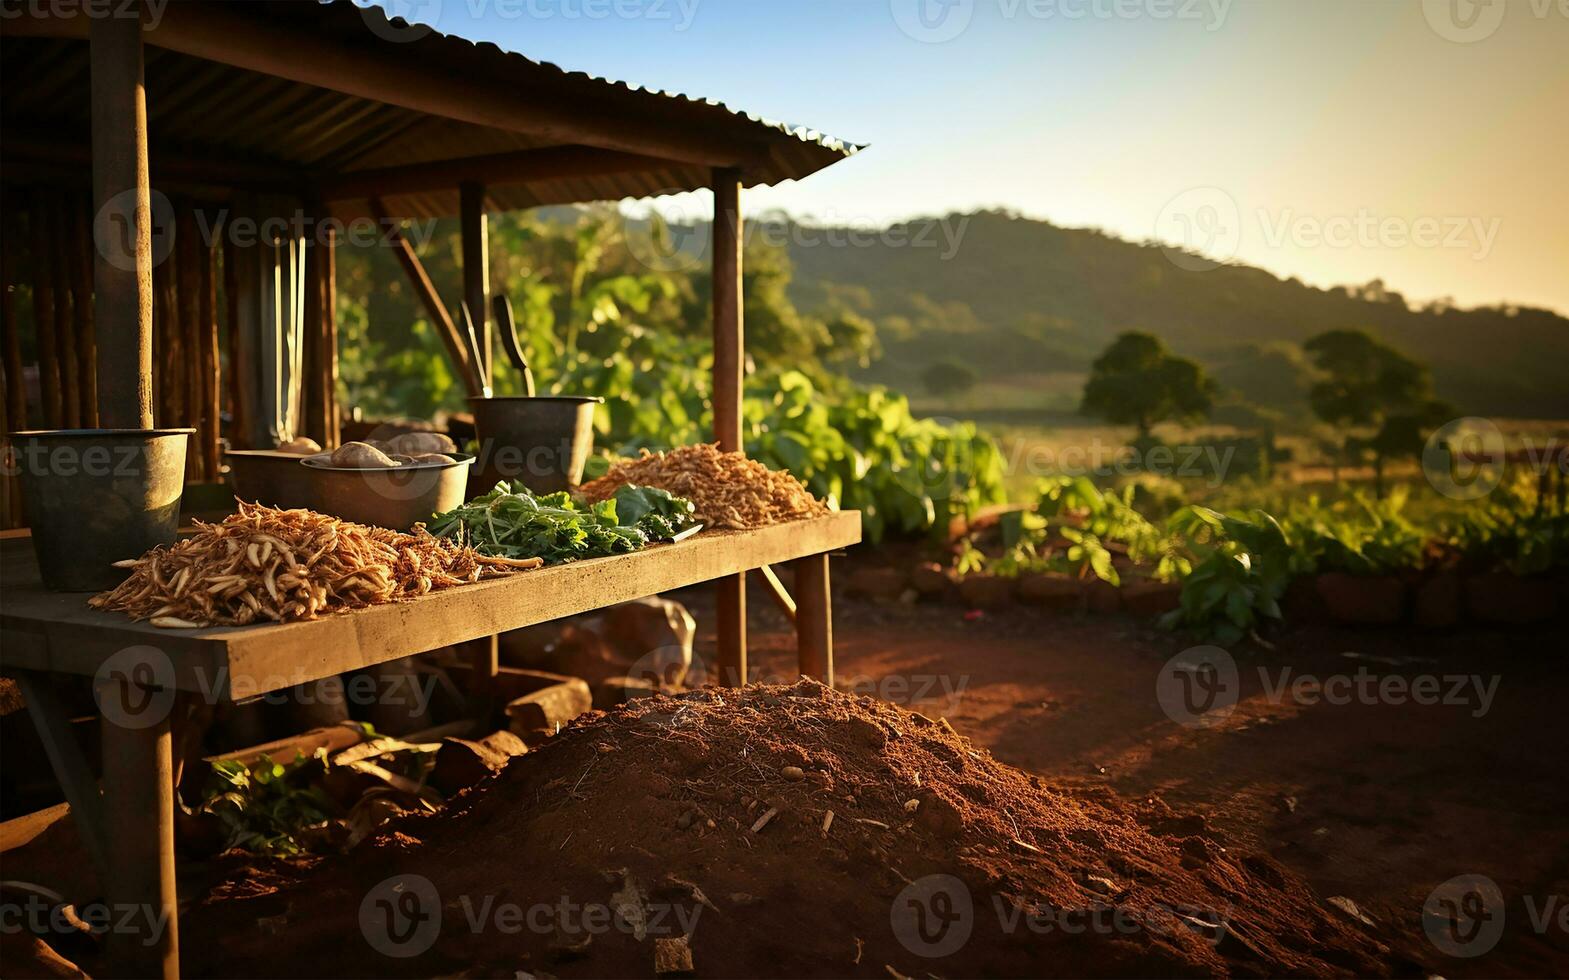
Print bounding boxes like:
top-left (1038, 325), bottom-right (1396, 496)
top-left (0, 3), bottom-right (861, 976)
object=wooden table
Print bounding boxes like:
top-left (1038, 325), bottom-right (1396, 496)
top-left (0, 512), bottom-right (859, 977)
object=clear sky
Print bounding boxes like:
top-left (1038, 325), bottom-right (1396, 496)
top-left (376, 0), bottom-right (1569, 314)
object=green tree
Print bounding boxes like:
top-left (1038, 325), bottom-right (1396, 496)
top-left (1079, 332), bottom-right (1215, 437)
top-left (922, 359), bottom-right (977, 399)
top-left (1303, 328), bottom-right (1449, 496)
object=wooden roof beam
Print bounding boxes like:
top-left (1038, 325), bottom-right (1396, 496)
top-left (316, 145), bottom-right (680, 202)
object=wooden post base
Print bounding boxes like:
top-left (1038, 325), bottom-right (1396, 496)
top-left (99, 676), bottom-right (180, 979)
top-left (794, 554), bottom-right (833, 685)
top-left (716, 573), bottom-right (746, 686)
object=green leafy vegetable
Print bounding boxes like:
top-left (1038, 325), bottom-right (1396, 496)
top-left (428, 483), bottom-right (697, 564)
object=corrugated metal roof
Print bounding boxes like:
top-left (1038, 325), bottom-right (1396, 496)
top-left (0, 1), bottom-right (863, 216)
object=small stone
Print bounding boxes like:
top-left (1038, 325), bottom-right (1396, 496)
top-left (781, 765), bottom-right (805, 781)
top-left (903, 798), bottom-right (920, 813)
top-left (654, 936), bottom-right (694, 976)
top-left (677, 809), bottom-right (696, 830)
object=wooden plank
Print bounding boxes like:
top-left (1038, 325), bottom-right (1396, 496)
top-left (321, 222), bottom-right (339, 448)
top-left (319, 146), bottom-right (675, 202)
top-left (221, 234), bottom-right (245, 446)
top-left (0, 513), bottom-right (861, 699)
top-left (197, 217), bottom-right (220, 475)
top-left (794, 554), bottom-right (833, 685)
top-left (69, 197), bottom-right (99, 427)
top-left (27, 200), bottom-right (63, 428)
top-left (90, 10), bottom-right (155, 429)
top-left (1, 198), bottom-right (25, 433)
top-left (47, 194), bottom-right (80, 429)
top-left (459, 181), bottom-right (491, 385)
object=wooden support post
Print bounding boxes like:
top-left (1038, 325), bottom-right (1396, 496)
top-left (321, 220), bottom-right (340, 448)
top-left (460, 181), bottom-right (491, 386)
top-left (90, 6), bottom-right (154, 429)
top-left (712, 168), bottom-right (746, 687)
top-left (794, 554), bottom-right (833, 685)
top-left (99, 675), bottom-right (179, 979)
top-left (368, 197), bottom-right (481, 397)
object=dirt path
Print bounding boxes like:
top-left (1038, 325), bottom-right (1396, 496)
top-left (685, 589), bottom-right (1569, 977)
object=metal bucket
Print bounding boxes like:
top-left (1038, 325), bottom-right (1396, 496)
top-left (225, 449), bottom-right (318, 510)
top-left (8, 428), bottom-right (194, 592)
top-left (468, 396), bottom-right (603, 495)
top-left (302, 453), bottom-right (475, 531)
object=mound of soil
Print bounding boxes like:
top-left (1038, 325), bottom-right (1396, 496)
top-left (186, 681), bottom-right (1395, 978)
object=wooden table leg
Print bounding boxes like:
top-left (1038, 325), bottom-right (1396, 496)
top-left (100, 676), bottom-right (179, 980)
top-left (716, 573), bottom-right (746, 687)
top-left (795, 553), bottom-right (833, 686)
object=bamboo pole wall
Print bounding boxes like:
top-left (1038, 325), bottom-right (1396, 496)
top-left (0, 192), bottom-right (227, 529)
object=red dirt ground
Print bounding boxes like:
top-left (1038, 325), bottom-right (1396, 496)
top-left (708, 590), bottom-right (1569, 978)
top-left (183, 678), bottom-right (1395, 978)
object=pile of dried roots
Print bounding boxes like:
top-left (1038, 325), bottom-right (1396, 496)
top-left (90, 502), bottom-right (540, 628)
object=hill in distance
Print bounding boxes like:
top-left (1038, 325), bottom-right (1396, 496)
top-left (770, 210), bottom-right (1568, 422)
